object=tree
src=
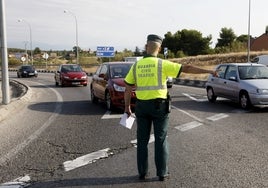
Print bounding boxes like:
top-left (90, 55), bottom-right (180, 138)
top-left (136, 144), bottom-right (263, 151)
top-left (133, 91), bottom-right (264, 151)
top-left (134, 46), bottom-right (142, 56)
top-left (33, 47), bottom-right (41, 55)
top-left (162, 29), bottom-right (212, 57)
top-left (236, 34), bottom-right (248, 43)
top-left (216, 27), bottom-right (236, 48)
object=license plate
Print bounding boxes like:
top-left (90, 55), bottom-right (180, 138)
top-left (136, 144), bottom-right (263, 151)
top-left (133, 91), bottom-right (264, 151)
top-left (29, 73), bottom-right (34, 75)
top-left (72, 82), bottom-right (80, 85)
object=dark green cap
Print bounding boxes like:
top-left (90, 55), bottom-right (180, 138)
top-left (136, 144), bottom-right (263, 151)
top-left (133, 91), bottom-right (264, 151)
top-left (147, 34), bottom-right (163, 44)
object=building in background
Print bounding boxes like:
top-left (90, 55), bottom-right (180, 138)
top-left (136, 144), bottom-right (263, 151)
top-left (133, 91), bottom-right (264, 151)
top-left (251, 26), bottom-right (268, 51)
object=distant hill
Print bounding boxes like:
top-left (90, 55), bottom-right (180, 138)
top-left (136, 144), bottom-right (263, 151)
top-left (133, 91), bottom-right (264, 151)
top-left (170, 51), bottom-right (268, 66)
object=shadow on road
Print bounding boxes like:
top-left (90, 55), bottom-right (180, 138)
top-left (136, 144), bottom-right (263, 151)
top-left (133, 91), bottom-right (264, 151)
top-left (27, 100), bottom-right (124, 116)
top-left (28, 176), bottom-right (161, 188)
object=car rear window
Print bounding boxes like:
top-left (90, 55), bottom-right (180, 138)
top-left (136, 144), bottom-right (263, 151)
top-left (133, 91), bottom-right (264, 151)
top-left (110, 64), bottom-right (132, 78)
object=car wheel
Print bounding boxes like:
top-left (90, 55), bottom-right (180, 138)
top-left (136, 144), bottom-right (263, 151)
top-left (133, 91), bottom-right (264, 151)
top-left (239, 92), bottom-right (251, 109)
top-left (207, 87), bottom-right (217, 102)
top-left (105, 92), bottom-right (114, 111)
top-left (90, 87), bottom-right (98, 103)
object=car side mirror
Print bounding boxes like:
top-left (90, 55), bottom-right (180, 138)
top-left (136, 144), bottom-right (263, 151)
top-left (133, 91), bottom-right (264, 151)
top-left (99, 73), bottom-right (105, 78)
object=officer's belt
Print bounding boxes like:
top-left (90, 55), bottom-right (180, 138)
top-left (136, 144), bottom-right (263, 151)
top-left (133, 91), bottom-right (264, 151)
top-left (136, 98), bottom-right (166, 103)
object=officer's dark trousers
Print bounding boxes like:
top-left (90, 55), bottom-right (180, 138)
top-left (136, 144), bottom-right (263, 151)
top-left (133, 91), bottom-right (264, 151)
top-left (135, 99), bottom-right (169, 177)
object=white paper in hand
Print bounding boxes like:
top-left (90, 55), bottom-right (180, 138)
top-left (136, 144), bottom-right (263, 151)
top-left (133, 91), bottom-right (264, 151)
top-left (119, 113), bottom-right (135, 129)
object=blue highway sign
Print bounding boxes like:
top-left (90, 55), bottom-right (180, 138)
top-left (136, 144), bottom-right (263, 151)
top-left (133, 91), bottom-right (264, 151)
top-left (97, 46), bottom-right (115, 57)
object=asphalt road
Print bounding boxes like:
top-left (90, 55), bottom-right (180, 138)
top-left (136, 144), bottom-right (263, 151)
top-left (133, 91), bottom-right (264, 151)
top-left (0, 73), bottom-right (268, 188)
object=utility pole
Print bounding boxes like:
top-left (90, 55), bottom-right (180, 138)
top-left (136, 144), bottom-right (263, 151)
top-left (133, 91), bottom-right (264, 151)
top-left (247, 0), bottom-right (251, 62)
top-left (64, 10), bottom-right (79, 64)
top-left (0, 0), bottom-right (10, 105)
top-left (18, 19), bottom-right (33, 65)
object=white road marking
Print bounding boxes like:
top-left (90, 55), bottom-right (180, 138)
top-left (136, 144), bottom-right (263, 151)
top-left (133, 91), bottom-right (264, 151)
top-left (131, 134), bottom-right (155, 147)
top-left (101, 111), bottom-right (122, 119)
top-left (206, 113), bottom-right (229, 121)
top-left (172, 105), bottom-right (203, 122)
top-left (182, 93), bottom-right (207, 102)
top-left (63, 148), bottom-right (110, 172)
top-left (0, 85), bottom-right (63, 166)
top-left (175, 121), bottom-right (203, 132)
top-left (0, 175), bottom-right (30, 188)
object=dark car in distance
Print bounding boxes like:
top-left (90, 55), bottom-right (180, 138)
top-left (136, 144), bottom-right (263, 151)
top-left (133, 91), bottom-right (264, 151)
top-left (17, 65), bottom-right (38, 78)
top-left (90, 61), bottom-right (136, 111)
top-left (54, 64), bottom-right (88, 87)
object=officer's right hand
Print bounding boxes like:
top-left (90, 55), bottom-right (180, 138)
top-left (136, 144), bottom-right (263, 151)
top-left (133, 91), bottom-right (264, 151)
top-left (124, 106), bottom-right (132, 117)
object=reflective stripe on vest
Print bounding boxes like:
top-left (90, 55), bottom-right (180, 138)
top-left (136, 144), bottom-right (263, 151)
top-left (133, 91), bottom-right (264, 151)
top-left (133, 58), bottom-right (167, 91)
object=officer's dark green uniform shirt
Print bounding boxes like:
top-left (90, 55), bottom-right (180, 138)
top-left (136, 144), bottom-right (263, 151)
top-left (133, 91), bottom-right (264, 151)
top-left (125, 56), bottom-right (182, 100)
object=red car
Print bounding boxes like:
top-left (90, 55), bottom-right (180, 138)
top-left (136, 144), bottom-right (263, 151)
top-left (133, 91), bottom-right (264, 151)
top-left (90, 61), bottom-right (136, 111)
top-left (55, 64), bottom-right (88, 87)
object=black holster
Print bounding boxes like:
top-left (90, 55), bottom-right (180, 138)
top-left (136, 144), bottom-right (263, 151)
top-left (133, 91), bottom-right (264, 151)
top-left (166, 92), bottom-right (171, 113)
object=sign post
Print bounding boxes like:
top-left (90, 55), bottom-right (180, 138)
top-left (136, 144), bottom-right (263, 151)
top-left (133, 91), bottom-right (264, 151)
top-left (42, 53), bottom-right (49, 70)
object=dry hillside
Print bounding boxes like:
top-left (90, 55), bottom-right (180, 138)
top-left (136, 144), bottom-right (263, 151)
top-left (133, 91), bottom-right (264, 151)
top-left (171, 51), bottom-right (268, 80)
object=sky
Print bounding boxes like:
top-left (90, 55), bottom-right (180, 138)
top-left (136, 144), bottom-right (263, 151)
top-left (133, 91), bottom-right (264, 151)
top-left (4, 0), bottom-right (268, 52)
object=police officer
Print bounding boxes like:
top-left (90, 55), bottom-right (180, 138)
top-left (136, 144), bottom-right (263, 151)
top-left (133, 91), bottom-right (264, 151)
top-left (124, 34), bottom-right (216, 181)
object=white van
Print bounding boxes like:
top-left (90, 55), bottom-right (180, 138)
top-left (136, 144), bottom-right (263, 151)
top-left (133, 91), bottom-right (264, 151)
top-left (124, 56), bottom-right (143, 62)
top-left (252, 55), bottom-right (268, 66)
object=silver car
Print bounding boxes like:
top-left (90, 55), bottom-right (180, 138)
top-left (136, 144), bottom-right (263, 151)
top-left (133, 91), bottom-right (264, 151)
top-left (206, 63), bottom-right (268, 109)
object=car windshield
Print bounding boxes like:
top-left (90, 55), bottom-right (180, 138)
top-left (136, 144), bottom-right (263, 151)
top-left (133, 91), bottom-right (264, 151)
top-left (62, 65), bottom-right (82, 72)
top-left (109, 64), bottom-right (132, 78)
top-left (238, 66), bottom-right (268, 80)
top-left (22, 66), bottom-right (34, 71)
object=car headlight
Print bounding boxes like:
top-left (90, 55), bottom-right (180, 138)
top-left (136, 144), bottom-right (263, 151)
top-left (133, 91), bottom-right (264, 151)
top-left (63, 76), bottom-right (70, 79)
top-left (257, 89), bottom-right (268, 94)
top-left (81, 76), bottom-right (87, 79)
top-left (113, 83), bottom-right (125, 92)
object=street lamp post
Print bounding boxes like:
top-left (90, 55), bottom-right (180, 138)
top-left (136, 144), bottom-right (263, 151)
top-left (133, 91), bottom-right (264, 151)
top-left (18, 19), bottom-right (33, 65)
top-left (64, 10), bottom-right (79, 64)
top-left (1, 0), bottom-right (10, 105)
top-left (247, 0), bottom-right (251, 62)
top-left (23, 41), bottom-right (28, 64)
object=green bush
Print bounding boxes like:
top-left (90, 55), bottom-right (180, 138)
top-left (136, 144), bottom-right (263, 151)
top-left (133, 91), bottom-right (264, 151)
top-left (8, 58), bottom-right (21, 66)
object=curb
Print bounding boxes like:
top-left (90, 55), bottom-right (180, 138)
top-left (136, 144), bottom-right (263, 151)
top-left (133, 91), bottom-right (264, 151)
top-left (175, 78), bottom-right (207, 88)
top-left (0, 80), bottom-right (32, 122)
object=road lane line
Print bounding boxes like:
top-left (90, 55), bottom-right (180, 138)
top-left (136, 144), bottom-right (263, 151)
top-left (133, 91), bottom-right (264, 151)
top-left (182, 93), bottom-right (207, 102)
top-left (101, 111), bottom-right (122, 119)
top-left (0, 85), bottom-right (63, 166)
top-left (175, 121), bottom-right (203, 132)
top-left (130, 134), bottom-right (155, 147)
top-left (63, 148), bottom-right (110, 172)
top-left (172, 105), bottom-right (203, 122)
top-left (0, 175), bottom-right (30, 188)
top-left (206, 113), bottom-right (229, 121)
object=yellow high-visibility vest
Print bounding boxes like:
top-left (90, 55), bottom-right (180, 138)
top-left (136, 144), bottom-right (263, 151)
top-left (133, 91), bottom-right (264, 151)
top-left (125, 57), bottom-right (181, 100)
